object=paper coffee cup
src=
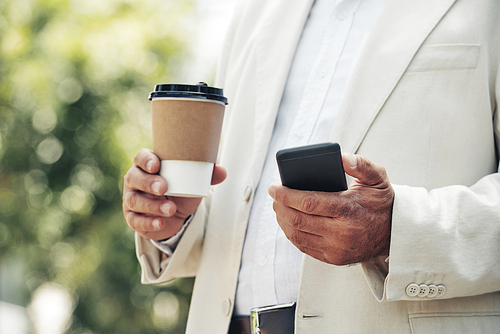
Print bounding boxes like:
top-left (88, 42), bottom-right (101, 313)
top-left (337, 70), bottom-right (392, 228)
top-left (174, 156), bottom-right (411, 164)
top-left (149, 83), bottom-right (227, 197)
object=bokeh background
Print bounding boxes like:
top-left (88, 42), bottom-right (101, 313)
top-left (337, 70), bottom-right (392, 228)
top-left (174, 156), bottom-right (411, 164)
top-left (0, 0), bottom-right (234, 333)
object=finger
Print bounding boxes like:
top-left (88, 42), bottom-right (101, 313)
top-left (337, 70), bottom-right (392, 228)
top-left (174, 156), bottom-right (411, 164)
top-left (124, 212), bottom-right (185, 238)
top-left (298, 243), bottom-right (363, 266)
top-left (273, 200), bottom-right (362, 252)
top-left (275, 211), bottom-right (328, 250)
top-left (134, 148), bottom-right (161, 174)
top-left (342, 153), bottom-right (388, 188)
top-left (123, 191), bottom-right (177, 217)
top-left (125, 211), bottom-right (165, 233)
top-left (211, 165), bottom-right (227, 185)
top-left (124, 165), bottom-right (168, 196)
top-left (269, 184), bottom-right (348, 217)
top-left (293, 242), bottom-right (359, 266)
top-left (273, 200), bottom-right (332, 236)
top-left (279, 222), bottom-right (327, 252)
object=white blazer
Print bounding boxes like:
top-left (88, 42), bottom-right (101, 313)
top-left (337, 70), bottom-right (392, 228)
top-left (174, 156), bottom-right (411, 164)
top-left (136, 0), bottom-right (500, 332)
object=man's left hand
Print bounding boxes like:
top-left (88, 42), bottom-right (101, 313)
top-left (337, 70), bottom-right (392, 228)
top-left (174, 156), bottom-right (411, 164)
top-left (269, 153), bottom-right (394, 266)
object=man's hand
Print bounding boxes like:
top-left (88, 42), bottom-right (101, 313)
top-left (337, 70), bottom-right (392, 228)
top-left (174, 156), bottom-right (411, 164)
top-left (123, 148), bottom-right (227, 241)
top-left (269, 153), bottom-right (394, 266)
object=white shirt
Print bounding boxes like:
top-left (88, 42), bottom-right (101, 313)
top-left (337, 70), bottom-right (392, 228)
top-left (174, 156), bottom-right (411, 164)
top-left (154, 0), bottom-right (389, 316)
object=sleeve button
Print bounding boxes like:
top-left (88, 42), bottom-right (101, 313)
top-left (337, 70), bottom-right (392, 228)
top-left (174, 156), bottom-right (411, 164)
top-left (406, 283), bottom-right (419, 297)
top-left (417, 284), bottom-right (429, 297)
top-left (427, 284), bottom-right (438, 298)
top-left (436, 285), bottom-right (446, 297)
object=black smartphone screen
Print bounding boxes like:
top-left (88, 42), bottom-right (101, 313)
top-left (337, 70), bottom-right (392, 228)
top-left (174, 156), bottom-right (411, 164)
top-left (276, 142), bottom-right (348, 192)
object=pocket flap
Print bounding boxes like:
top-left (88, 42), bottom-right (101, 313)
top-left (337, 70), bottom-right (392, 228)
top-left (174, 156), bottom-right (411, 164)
top-left (407, 44), bottom-right (480, 72)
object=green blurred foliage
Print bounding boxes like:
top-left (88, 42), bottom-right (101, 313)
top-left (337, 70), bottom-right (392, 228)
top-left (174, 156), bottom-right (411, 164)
top-left (0, 0), bottom-right (197, 333)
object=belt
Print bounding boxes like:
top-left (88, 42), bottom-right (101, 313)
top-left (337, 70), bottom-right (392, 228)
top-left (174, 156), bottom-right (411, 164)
top-left (228, 302), bottom-right (296, 334)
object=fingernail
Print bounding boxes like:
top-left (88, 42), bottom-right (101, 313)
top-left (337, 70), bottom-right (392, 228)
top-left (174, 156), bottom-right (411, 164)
top-left (146, 160), bottom-right (154, 173)
top-left (160, 202), bottom-right (171, 215)
top-left (151, 181), bottom-right (162, 195)
top-left (347, 154), bottom-right (357, 168)
top-left (268, 185), bottom-right (276, 199)
top-left (152, 219), bottom-right (163, 230)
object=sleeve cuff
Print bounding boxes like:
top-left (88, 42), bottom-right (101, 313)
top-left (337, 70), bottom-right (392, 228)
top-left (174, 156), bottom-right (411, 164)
top-left (149, 214), bottom-right (193, 257)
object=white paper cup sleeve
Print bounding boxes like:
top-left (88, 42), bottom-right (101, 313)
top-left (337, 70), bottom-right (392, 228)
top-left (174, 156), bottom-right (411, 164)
top-left (159, 160), bottom-right (214, 197)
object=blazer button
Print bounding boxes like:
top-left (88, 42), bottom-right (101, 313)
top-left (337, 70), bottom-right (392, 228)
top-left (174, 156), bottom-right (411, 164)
top-left (222, 298), bottom-right (232, 317)
top-left (243, 185), bottom-right (252, 202)
top-left (406, 283), bottom-right (419, 297)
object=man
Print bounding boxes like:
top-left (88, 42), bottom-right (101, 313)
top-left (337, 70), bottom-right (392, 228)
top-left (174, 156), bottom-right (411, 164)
top-left (123, 0), bottom-right (500, 332)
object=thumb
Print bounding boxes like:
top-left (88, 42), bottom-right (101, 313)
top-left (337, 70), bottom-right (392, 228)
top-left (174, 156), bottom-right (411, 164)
top-left (342, 153), bottom-right (387, 187)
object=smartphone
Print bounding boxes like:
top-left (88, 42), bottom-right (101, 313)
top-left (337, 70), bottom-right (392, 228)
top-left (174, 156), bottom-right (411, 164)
top-left (276, 142), bottom-right (348, 192)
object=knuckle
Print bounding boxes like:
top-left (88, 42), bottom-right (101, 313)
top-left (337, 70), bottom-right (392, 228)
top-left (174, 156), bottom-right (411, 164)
top-left (133, 153), bottom-right (142, 166)
top-left (289, 230), bottom-right (304, 246)
top-left (139, 148), bottom-right (151, 155)
top-left (125, 212), bottom-right (137, 231)
top-left (300, 195), bottom-right (319, 213)
top-left (124, 191), bottom-right (139, 210)
top-left (136, 148), bottom-right (150, 159)
top-left (122, 200), bottom-right (128, 213)
top-left (272, 200), bottom-right (278, 213)
top-left (134, 148), bottom-right (152, 167)
top-left (123, 171), bottom-right (131, 186)
top-left (355, 155), bottom-right (369, 172)
top-left (289, 211), bottom-right (304, 229)
top-left (378, 166), bottom-right (388, 178)
top-left (374, 166), bottom-right (388, 185)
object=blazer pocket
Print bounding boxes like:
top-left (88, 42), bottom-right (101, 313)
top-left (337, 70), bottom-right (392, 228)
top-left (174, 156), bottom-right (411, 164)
top-left (406, 44), bottom-right (480, 72)
top-left (409, 312), bottom-right (500, 334)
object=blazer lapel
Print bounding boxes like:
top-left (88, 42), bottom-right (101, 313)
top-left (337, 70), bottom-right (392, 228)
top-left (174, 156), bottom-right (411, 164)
top-left (251, 0), bottom-right (315, 180)
top-left (329, 0), bottom-right (458, 154)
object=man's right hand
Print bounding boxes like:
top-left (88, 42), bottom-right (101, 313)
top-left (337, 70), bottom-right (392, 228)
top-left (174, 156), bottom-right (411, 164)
top-left (123, 148), bottom-right (227, 241)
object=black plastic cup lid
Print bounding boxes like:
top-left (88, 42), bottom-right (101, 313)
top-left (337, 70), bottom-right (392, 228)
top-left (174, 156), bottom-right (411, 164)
top-left (148, 82), bottom-right (228, 105)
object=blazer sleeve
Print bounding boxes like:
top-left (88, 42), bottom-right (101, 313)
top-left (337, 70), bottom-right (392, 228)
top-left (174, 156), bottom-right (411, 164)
top-left (362, 64), bottom-right (500, 302)
top-left (136, 201), bottom-right (208, 284)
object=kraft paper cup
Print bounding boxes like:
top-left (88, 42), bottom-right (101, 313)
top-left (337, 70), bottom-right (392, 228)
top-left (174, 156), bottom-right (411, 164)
top-left (149, 83), bottom-right (227, 197)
